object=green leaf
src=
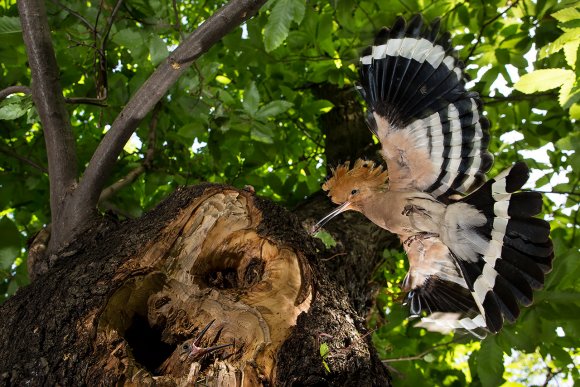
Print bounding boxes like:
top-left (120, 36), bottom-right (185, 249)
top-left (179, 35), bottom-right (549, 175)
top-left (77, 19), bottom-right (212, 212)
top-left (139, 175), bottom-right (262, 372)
top-left (563, 41), bottom-right (578, 68)
top-left (547, 345), bottom-right (574, 368)
top-left (538, 29), bottom-right (580, 63)
top-left (544, 239), bottom-right (579, 290)
top-left (263, 0), bottom-right (305, 52)
top-left (457, 4), bottom-right (470, 26)
top-left (514, 69), bottom-right (575, 94)
top-left (304, 99), bottom-right (334, 116)
top-left (535, 0), bottom-right (559, 20)
top-left (510, 54), bottom-right (528, 69)
top-left (255, 100), bottom-right (293, 119)
top-left (570, 103), bottom-right (580, 119)
top-left (558, 74), bottom-right (577, 106)
top-left (177, 122), bottom-right (206, 141)
top-left (243, 82), bottom-right (260, 116)
top-left (476, 338), bottom-right (505, 387)
top-left (289, 0), bottom-right (305, 23)
top-left (251, 122), bottom-right (275, 143)
top-left (149, 35), bottom-right (168, 66)
top-left (552, 6), bottom-right (580, 23)
top-left (0, 16), bottom-right (21, 35)
top-left (495, 48), bottom-right (510, 64)
top-left (0, 95), bottom-right (33, 121)
top-left (314, 230), bottom-right (337, 248)
top-left (112, 28), bottom-right (142, 48)
top-left (317, 12), bottom-right (334, 56)
top-left (322, 360), bottom-right (330, 373)
top-left (0, 217), bottom-right (21, 269)
top-left (215, 75), bottom-right (231, 85)
top-left (320, 342), bottom-right (330, 358)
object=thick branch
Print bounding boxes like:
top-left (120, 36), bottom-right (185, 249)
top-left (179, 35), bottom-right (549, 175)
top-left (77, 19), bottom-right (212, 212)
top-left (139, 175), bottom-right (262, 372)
top-left (18, 0), bottom-right (79, 233)
top-left (73, 0), bottom-right (267, 240)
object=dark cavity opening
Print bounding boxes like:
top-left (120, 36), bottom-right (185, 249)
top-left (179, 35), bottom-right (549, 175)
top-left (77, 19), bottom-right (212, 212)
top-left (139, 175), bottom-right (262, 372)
top-left (124, 314), bottom-right (174, 374)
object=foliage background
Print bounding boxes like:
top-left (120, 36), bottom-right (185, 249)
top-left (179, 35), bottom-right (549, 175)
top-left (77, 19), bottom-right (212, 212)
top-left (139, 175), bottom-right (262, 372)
top-left (1, 0), bottom-right (578, 385)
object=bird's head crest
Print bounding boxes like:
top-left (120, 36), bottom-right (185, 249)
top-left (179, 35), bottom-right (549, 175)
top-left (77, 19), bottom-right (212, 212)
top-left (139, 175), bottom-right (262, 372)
top-left (322, 159), bottom-right (389, 204)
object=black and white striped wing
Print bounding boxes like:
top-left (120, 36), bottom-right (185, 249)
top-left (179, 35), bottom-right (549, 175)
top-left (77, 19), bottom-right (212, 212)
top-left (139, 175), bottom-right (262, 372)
top-left (359, 15), bottom-right (493, 199)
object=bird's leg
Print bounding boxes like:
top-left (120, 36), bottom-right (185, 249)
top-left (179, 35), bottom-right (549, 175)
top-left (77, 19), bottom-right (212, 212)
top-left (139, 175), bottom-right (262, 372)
top-left (403, 232), bottom-right (438, 257)
top-left (403, 232), bottom-right (439, 248)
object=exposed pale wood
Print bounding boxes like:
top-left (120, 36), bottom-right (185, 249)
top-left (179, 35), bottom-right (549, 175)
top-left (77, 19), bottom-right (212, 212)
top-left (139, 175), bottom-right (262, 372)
top-left (93, 188), bottom-right (312, 385)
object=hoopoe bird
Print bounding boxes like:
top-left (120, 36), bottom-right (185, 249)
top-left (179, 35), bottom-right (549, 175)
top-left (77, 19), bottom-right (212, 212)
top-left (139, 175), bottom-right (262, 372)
top-left (315, 15), bottom-right (553, 335)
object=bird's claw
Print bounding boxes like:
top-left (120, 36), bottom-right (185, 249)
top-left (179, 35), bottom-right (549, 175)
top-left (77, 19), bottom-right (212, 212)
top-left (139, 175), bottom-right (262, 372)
top-left (402, 204), bottom-right (430, 217)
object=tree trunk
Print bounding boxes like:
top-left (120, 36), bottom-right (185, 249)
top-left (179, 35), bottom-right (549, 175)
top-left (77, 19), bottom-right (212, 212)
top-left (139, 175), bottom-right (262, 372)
top-left (0, 184), bottom-right (391, 386)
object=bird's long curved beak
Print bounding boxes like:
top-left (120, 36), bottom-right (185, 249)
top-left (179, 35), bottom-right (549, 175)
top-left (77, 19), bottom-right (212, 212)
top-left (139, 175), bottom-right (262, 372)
top-left (311, 201), bottom-right (352, 234)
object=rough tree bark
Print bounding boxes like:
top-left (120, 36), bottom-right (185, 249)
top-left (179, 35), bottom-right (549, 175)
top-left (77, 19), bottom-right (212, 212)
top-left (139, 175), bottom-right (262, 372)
top-left (0, 184), bottom-right (391, 386)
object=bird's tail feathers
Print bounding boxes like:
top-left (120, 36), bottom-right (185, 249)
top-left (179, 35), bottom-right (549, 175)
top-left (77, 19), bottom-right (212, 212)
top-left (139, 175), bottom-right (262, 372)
top-left (444, 161), bottom-right (553, 332)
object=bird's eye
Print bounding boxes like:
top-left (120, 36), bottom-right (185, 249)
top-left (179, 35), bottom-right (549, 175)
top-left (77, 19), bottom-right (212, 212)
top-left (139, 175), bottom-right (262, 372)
top-left (182, 344), bottom-right (189, 350)
top-left (351, 189), bottom-right (359, 195)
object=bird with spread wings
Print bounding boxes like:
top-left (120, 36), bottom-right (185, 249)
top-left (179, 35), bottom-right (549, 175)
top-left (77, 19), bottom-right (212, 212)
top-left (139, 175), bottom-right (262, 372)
top-left (314, 15), bottom-right (554, 335)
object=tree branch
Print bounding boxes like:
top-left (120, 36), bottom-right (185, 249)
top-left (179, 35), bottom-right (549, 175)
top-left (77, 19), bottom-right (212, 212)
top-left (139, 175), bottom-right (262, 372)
top-left (571, 206), bottom-right (578, 244)
top-left (382, 339), bottom-right (458, 363)
top-left (101, 0), bottom-right (123, 46)
top-left (535, 190), bottom-right (580, 197)
top-left (64, 97), bottom-right (108, 106)
top-left (481, 91), bottom-right (557, 105)
top-left (18, 0), bottom-right (79, 240)
top-left (93, 0), bottom-right (123, 100)
top-left (464, 0), bottom-right (520, 61)
top-left (74, 0), bottom-right (267, 225)
top-left (171, 0), bottom-right (183, 38)
top-left (1, 86), bottom-right (107, 106)
top-left (0, 85), bottom-right (31, 101)
top-left (50, 0), bottom-right (97, 35)
top-left (0, 145), bottom-right (48, 173)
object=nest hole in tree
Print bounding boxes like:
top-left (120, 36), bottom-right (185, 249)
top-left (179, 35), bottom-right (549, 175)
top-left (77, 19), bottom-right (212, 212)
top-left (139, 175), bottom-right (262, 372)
top-left (124, 314), bottom-right (174, 373)
top-left (196, 250), bottom-right (266, 290)
top-left (98, 272), bottom-right (173, 374)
